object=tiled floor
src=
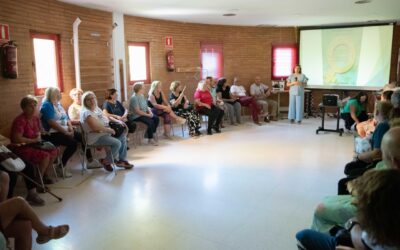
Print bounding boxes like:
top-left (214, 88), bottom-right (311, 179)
top-left (31, 117), bottom-right (353, 250)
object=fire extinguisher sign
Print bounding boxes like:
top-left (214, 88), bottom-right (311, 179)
top-left (0, 24), bottom-right (10, 42)
top-left (165, 36), bottom-right (173, 49)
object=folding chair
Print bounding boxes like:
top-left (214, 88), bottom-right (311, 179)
top-left (78, 123), bottom-right (116, 175)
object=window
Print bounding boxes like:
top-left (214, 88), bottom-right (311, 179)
top-left (200, 43), bottom-right (223, 79)
top-left (271, 44), bottom-right (298, 80)
top-left (128, 42), bottom-right (150, 84)
top-left (31, 33), bottom-right (63, 95)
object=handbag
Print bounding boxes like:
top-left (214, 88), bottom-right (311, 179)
top-left (30, 141), bottom-right (57, 151)
top-left (125, 120), bottom-right (137, 133)
top-left (109, 122), bottom-right (126, 138)
top-left (0, 145), bottom-right (25, 172)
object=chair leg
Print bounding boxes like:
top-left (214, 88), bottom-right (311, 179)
top-left (35, 166), bottom-right (45, 190)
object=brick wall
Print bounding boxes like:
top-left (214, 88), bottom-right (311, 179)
top-left (124, 16), bottom-right (297, 101)
top-left (0, 0), bottom-right (113, 136)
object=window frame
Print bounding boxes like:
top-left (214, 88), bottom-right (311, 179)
top-left (271, 43), bottom-right (298, 80)
top-left (200, 42), bottom-right (224, 79)
top-left (31, 32), bottom-right (64, 96)
top-left (128, 42), bottom-right (151, 84)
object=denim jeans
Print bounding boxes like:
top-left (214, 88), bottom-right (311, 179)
top-left (92, 134), bottom-right (121, 162)
top-left (296, 229), bottom-right (336, 250)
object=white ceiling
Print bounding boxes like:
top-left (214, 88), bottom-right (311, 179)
top-left (59, 0), bottom-right (400, 27)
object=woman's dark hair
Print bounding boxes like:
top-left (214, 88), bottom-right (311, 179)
top-left (216, 78), bottom-right (227, 92)
top-left (353, 169), bottom-right (400, 248)
top-left (293, 64), bottom-right (301, 73)
top-left (382, 90), bottom-right (394, 101)
top-left (352, 91), bottom-right (368, 104)
top-left (105, 88), bottom-right (117, 100)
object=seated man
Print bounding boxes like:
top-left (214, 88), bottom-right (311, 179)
top-left (250, 76), bottom-right (278, 122)
top-left (308, 127), bottom-right (400, 234)
top-left (230, 77), bottom-right (262, 125)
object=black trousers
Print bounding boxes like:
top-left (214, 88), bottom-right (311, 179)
top-left (0, 162), bottom-right (36, 197)
top-left (42, 131), bottom-right (87, 166)
top-left (340, 111), bottom-right (368, 130)
top-left (198, 105), bottom-right (224, 132)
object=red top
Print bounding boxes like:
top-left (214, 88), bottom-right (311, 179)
top-left (194, 90), bottom-right (213, 109)
top-left (12, 113), bottom-right (41, 141)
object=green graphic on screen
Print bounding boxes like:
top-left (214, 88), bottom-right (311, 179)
top-left (300, 25), bottom-right (393, 89)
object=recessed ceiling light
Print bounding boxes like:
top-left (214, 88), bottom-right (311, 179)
top-left (223, 13), bottom-right (236, 17)
top-left (355, 0), bottom-right (372, 4)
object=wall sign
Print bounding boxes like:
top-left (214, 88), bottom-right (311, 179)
top-left (0, 24), bottom-right (10, 42)
top-left (165, 36), bottom-right (173, 49)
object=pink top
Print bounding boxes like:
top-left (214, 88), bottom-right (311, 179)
top-left (11, 113), bottom-right (41, 141)
top-left (194, 90), bottom-right (213, 108)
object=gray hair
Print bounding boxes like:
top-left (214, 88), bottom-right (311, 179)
top-left (196, 80), bottom-right (206, 91)
top-left (43, 87), bottom-right (60, 102)
top-left (81, 91), bottom-right (98, 110)
top-left (391, 90), bottom-right (400, 109)
top-left (133, 82), bottom-right (144, 95)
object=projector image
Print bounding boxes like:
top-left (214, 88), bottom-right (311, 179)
top-left (322, 94), bottom-right (339, 106)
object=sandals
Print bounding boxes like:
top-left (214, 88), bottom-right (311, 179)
top-left (36, 225), bottom-right (69, 244)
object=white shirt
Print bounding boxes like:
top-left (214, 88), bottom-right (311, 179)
top-left (80, 107), bottom-right (110, 145)
top-left (230, 85), bottom-right (247, 96)
top-left (250, 83), bottom-right (269, 97)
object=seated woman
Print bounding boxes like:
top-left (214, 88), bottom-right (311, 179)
top-left (128, 82), bottom-right (159, 146)
top-left (169, 81), bottom-right (202, 137)
top-left (342, 101), bottom-right (392, 180)
top-left (356, 90), bottom-right (393, 138)
top-left (0, 196), bottom-right (69, 250)
top-left (80, 91), bottom-right (133, 171)
top-left (194, 80), bottom-right (224, 135)
top-left (40, 87), bottom-right (79, 177)
top-left (217, 78), bottom-right (242, 126)
top-left (9, 95), bottom-right (58, 205)
top-left (296, 169), bottom-right (400, 250)
top-left (67, 88), bottom-right (83, 125)
top-left (230, 76), bottom-right (262, 125)
top-left (148, 81), bottom-right (186, 139)
top-left (102, 88), bottom-right (136, 134)
top-left (340, 91), bottom-right (369, 130)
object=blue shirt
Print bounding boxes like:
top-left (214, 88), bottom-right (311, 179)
top-left (287, 73), bottom-right (308, 96)
top-left (371, 121), bottom-right (390, 150)
top-left (40, 101), bottom-right (69, 132)
top-left (102, 100), bottom-right (125, 116)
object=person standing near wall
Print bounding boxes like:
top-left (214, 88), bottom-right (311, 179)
top-left (287, 65), bottom-right (308, 124)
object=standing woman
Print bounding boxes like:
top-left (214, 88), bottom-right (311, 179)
top-left (148, 81), bottom-right (186, 139)
top-left (287, 65), bottom-right (308, 124)
top-left (341, 91), bottom-right (369, 130)
top-left (169, 81), bottom-right (202, 137)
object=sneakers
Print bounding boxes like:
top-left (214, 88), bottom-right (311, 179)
top-left (148, 139), bottom-right (158, 146)
top-left (100, 159), bottom-right (113, 172)
top-left (212, 126), bottom-right (221, 133)
top-left (116, 160), bottom-right (134, 169)
top-left (26, 193), bottom-right (45, 206)
top-left (264, 116), bottom-right (270, 123)
top-left (86, 159), bottom-right (103, 169)
top-left (56, 167), bottom-right (72, 178)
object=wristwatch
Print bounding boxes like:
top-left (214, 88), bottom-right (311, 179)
top-left (345, 219), bottom-right (360, 231)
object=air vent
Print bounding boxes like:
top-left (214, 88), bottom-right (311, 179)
top-left (223, 13), bottom-right (236, 17)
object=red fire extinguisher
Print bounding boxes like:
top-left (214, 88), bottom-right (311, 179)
top-left (166, 50), bottom-right (175, 72)
top-left (1, 41), bottom-right (18, 79)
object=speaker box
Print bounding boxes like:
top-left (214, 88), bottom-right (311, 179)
top-left (322, 94), bottom-right (339, 107)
